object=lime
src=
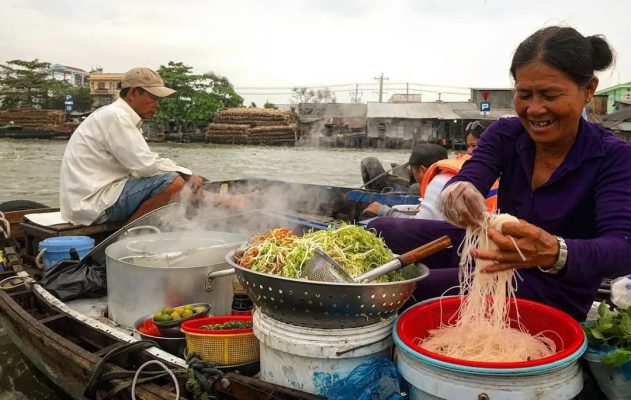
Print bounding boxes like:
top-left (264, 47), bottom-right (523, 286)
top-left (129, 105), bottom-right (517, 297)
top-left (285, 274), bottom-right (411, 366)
top-left (153, 312), bottom-right (162, 320)
top-left (193, 307), bottom-right (206, 315)
top-left (158, 314), bottom-right (172, 322)
top-left (181, 310), bottom-right (193, 319)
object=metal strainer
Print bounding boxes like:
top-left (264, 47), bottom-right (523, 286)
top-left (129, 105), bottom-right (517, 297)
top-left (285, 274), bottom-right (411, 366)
top-left (224, 249), bottom-right (431, 329)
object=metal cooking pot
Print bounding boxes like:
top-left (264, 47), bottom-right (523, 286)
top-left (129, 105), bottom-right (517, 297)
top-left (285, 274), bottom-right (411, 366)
top-left (105, 230), bottom-right (247, 329)
top-left (216, 249), bottom-right (430, 329)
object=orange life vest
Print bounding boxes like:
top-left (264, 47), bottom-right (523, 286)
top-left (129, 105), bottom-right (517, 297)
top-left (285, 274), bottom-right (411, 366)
top-left (420, 154), bottom-right (499, 212)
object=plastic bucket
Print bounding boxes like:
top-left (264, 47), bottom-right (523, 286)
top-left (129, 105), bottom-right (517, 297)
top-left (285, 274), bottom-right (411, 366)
top-left (583, 346), bottom-right (631, 400)
top-left (396, 347), bottom-right (583, 400)
top-left (38, 236), bottom-right (94, 271)
top-left (396, 296), bottom-right (586, 371)
top-left (253, 310), bottom-right (394, 397)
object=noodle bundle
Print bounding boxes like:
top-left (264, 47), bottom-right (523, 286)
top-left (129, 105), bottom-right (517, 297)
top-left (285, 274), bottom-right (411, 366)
top-left (420, 213), bottom-right (556, 362)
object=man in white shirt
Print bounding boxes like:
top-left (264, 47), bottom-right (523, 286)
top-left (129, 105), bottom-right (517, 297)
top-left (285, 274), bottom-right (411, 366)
top-left (60, 67), bottom-right (205, 225)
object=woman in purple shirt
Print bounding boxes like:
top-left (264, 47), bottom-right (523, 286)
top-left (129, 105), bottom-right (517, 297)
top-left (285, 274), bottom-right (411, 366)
top-left (369, 26), bottom-right (631, 321)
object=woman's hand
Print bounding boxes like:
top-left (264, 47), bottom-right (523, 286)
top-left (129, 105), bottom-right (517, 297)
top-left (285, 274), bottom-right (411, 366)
top-left (471, 219), bottom-right (559, 273)
top-left (440, 181), bottom-right (487, 227)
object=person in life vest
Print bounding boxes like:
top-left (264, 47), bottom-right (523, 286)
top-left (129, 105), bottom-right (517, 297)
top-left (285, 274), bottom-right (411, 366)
top-left (421, 121), bottom-right (499, 215)
top-left (363, 121), bottom-right (496, 220)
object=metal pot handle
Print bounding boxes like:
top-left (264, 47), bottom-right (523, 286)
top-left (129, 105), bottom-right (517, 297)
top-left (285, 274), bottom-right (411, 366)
top-left (205, 268), bottom-right (236, 292)
top-left (125, 225), bottom-right (162, 235)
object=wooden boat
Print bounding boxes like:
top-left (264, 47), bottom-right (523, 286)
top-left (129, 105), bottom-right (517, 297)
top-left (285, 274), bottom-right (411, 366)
top-left (0, 124), bottom-right (70, 139)
top-left (0, 178), bottom-right (418, 400)
top-left (2, 178), bottom-right (607, 399)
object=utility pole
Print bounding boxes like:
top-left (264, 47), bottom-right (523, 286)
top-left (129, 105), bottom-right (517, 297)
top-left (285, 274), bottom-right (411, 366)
top-left (374, 73), bottom-right (389, 103)
top-left (352, 83), bottom-right (360, 103)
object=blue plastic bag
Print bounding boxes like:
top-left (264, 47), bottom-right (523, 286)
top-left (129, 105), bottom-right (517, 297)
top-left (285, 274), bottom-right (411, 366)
top-left (327, 357), bottom-right (407, 400)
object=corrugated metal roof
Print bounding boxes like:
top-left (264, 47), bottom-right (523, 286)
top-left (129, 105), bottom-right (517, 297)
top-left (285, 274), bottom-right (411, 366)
top-left (455, 108), bottom-right (516, 120)
top-left (602, 108), bottom-right (631, 129)
top-left (367, 102), bottom-right (463, 119)
top-left (298, 103), bottom-right (367, 120)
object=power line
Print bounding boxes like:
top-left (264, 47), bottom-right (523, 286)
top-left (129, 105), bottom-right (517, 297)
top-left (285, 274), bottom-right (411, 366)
top-left (234, 82), bottom-right (471, 91)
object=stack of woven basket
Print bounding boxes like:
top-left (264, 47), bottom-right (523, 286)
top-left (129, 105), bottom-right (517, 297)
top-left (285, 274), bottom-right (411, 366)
top-left (205, 108), bottom-right (299, 145)
top-left (0, 108), bottom-right (65, 131)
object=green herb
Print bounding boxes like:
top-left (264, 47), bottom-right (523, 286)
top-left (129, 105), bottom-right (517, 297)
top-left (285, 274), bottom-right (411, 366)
top-left (199, 321), bottom-right (253, 330)
top-left (583, 302), bottom-right (631, 367)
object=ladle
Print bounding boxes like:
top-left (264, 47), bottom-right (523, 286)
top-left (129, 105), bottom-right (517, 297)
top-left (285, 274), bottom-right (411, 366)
top-left (301, 235), bottom-right (452, 283)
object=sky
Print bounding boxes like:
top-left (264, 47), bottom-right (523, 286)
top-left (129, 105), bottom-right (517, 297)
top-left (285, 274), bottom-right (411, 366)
top-left (2, 0), bottom-right (630, 105)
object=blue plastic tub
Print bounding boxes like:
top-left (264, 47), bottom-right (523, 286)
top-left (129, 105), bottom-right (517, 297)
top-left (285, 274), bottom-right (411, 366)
top-left (38, 236), bottom-right (94, 271)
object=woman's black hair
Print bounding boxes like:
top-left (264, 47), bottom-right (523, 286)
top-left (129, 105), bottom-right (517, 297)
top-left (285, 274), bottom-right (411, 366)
top-left (510, 26), bottom-right (614, 86)
top-left (464, 129), bottom-right (481, 143)
top-left (464, 121), bottom-right (485, 142)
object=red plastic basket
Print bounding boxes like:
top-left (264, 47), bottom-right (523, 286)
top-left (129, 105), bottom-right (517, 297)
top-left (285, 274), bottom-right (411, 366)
top-left (181, 316), bottom-right (253, 335)
top-left (180, 316), bottom-right (258, 365)
top-left (396, 296), bottom-right (585, 369)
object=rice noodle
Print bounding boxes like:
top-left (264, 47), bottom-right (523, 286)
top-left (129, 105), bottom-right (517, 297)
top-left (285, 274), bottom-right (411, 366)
top-left (419, 213), bottom-right (556, 362)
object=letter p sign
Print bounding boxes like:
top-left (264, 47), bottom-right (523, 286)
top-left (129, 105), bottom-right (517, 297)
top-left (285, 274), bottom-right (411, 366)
top-left (480, 102), bottom-right (491, 112)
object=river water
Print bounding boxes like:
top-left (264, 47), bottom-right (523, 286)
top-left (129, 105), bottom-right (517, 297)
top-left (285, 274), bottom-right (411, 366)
top-left (0, 138), bottom-right (410, 398)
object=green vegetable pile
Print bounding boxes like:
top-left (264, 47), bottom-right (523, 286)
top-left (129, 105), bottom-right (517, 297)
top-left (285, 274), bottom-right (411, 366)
top-left (583, 302), bottom-right (631, 367)
top-left (237, 224), bottom-right (403, 282)
top-left (199, 321), bottom-right (253, 330)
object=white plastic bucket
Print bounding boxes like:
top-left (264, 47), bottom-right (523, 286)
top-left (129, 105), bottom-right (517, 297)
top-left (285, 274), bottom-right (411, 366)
top-left (396, 348), bottom-right (583, 400)
top-left (583, 347), bottom-right (631, 400)
top-left (253, 310), bottom-right (394, 396)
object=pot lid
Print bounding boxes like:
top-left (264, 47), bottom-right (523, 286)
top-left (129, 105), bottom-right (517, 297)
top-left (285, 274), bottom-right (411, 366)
top-left (81, 203), bottom-right (187, 267)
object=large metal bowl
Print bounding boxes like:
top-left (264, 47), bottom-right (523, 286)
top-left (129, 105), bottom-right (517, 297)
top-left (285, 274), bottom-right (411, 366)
top-left (133, 314), bottom-right (186, 357)
top-left (224, 249), bottom-right (430, 329)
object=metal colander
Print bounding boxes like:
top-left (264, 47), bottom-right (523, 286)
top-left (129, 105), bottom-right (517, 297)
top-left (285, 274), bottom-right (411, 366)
top-left (224, 249), bottom-right (429, 329)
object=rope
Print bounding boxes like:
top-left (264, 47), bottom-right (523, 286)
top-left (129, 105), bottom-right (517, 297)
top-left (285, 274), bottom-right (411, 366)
top-left (132, 360), bottom-right (180, 400)
top-left (184, 352), bottom-right (224, 400)
top-left (84, 340), bottom-right (178, 399)
top-left (84, 340), bottom-right (227, 400)
top-left (0, 211), bottom-right (10, 239)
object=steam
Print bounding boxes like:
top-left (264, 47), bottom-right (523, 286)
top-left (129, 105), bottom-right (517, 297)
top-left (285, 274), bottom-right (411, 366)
top-left (149, 179), bottom-right (343, 238)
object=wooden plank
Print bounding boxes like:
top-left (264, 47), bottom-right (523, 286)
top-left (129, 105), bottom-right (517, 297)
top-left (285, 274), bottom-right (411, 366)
top-left (4, 208), bottom-right (58, 239)
top-left (0, 289), bottom-right (183, 399)
top-left (20, 220), bottom-right (123, 236)
top-left (215, 373), bottom-right (325, 400)
top-left (38, 313), bottom-right (66, 324)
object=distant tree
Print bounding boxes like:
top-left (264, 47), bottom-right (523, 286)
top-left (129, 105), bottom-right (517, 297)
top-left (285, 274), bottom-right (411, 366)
top-left (71, 86), bottom-right (93, 112)
top-left (206, 71), bottom-right (243, 109)
top-left (154, 61), bottom-right (243, 128)
top-left (290, 87), bottom-right (336, 104)
top-left (250, 102), bottom-right (257, 108)
top-left (0, 59), bottom-right (70, 109)
top-left (264, 101), bottom-right (277, 109)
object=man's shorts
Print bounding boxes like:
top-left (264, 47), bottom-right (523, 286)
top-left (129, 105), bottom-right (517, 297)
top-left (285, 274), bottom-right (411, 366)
top-left (105, 172), bottom-right (178, 222)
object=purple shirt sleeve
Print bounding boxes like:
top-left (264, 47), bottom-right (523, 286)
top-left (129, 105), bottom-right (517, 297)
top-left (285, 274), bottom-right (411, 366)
top-left (449, 117), bottom-right (631, 285)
